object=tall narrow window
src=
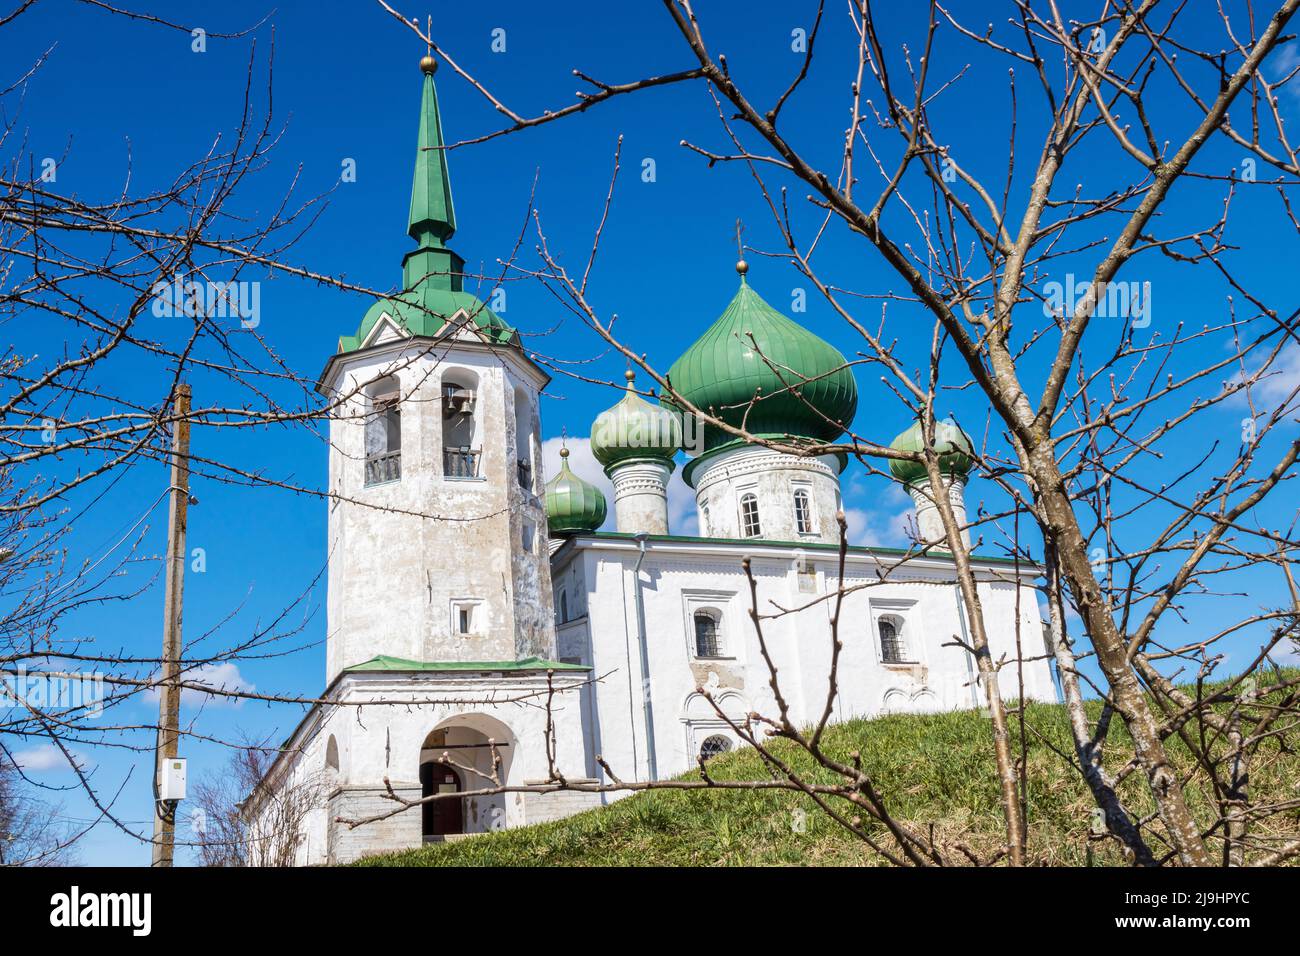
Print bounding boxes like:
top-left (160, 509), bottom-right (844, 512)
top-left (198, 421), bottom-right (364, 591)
top-left (364, 379), bottom-right (402, 486)
top-left (739, 493), bottom-right (761, 538)
top-left (693, 610), bottom-right (723, 658)
top-left (514, 386), bottom-right (534, 491)
top-left (878, 617), bottom-right (907, 663)
top-left (793, 489), bottom-right (813, 534)
top-left (700, 504), bottom-right (711, 536)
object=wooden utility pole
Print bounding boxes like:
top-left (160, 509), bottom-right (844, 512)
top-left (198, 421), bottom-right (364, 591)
top-left (152, 384), bottom-right (190, 867)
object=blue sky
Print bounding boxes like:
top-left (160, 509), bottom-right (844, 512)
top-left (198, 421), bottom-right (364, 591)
top-left (4, 1), bottom-right (1297, 865)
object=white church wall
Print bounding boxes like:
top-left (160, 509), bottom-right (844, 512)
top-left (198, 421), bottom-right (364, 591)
top-left (574, 537), bottom-right (1056, 786)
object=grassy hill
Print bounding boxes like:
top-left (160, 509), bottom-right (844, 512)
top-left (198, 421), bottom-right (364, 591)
top-left (357, 679), bottom-right (1299, 867)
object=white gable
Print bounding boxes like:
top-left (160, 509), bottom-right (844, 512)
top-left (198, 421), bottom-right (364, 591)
top-left (362, 312), bottom-right (408, 348)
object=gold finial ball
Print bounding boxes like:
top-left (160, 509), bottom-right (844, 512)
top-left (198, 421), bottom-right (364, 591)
top-left (736, 259), bottom-right (749, 276)
top-left (420, 54), bottom-right (437, 75)
top-left (559, 445), bottom-right (570, 459)
top-left (625, 368), bottom-right (636, 383)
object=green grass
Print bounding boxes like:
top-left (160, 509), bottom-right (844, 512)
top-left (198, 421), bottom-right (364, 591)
top-left (357, 674), bottom-right (1300, 867)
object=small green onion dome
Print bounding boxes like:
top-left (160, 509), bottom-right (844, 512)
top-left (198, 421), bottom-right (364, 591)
top-left (590, 370), bottom-right (682, 473)
top-left (888, 416), bottom-right (975, 485)
top-left (545, 446), bottom-right (607, 534)
top-left (664, 264), bottom-right (858, 451)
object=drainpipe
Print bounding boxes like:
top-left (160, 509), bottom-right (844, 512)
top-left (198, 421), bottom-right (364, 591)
top-left (954, 583), bottom-right (982, 709)
top-left (632, 532), bottom-right (658, 781)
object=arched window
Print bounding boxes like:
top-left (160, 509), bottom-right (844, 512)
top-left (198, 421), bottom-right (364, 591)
top-left (700, 504), bottom-right (710, 536)
top-left (699, 735), bottom-right (732, 762)
top-left (324, 735), bottom-right (340, 786)
top-left (558, 590), bottom-right (569, 624)
top-left (739, 493), bottom-right (761, 538)
top-left (878, 616), bottom-right (908, 664)
top-left (363, 376), bottom-right (402, 486)
top-left (442, 369), bottom-right (481, 478)
top-left (693, 609), bottom-right (724, 658)
top-left (793, 489), bottom-right (813, 534)
top-left (513, 386), bottom-right (533, 490)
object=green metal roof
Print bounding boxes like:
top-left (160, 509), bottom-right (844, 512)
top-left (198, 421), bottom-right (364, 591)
top-left (888, 416), bottom-right (975, 485)
top-left (545, 448), bottom-right (608, 534)
top-left (346, 655), bottom-right (589, 673)
top-left (337, 58), bottom-right (515, 354)
top-left (591, 370), bottom-right (682, 470)
top-left (664, 274), bottom-right (858, 451)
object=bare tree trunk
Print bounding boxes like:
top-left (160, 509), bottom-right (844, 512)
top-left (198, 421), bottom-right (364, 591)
top-left (1044, 541), bottom-right (1155, 865)
top-left (1224, 715), bottom-right (1248, 868)
top-left (1031, 450), bottom-right (1210, 866)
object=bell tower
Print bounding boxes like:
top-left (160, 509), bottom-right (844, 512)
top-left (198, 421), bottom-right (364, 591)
top-left (317, 55), bottom-right (555, 684)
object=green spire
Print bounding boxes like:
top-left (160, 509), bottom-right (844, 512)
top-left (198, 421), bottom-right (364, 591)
top-left (336, 57), bottom-right (518, 354)
top-left (408, 57), bottom-right (457, 245)
top-left (402, 56), bottom-right (464, 303)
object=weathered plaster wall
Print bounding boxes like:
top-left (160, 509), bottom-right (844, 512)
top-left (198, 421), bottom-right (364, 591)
top-left (321, 338), bottom-right (555, 683)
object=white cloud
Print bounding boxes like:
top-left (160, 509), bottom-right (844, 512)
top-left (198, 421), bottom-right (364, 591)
top-left (1274, 43), bottom-right (1300, 72)
top-left (1253, 342), bottom-right (1300, 407)
top-left (667, 471), bottom-right (698, 536)
top-left (11, 743), bottom-right (92, 774)
top-left (1228, 342), bottom-right (1300, 414)
top-left (144, 661), bottom-right (255, 710)
top-left (1272, 639), bottom-right (1300, 666)
top-left (1267, 42), bottom-right (1300, 111)
top-left (841, 473), bottom-right (912, 547)
top-left (844, 506), bottom-right (912, 547)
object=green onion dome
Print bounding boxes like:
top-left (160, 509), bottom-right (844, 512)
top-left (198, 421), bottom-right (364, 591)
top-left (888, 416), bottom-right (975, 485)
top-left (664, 264), bottom-right (858, 452)
top-left (545, 446), bottom-right (607, 534)
top-left (590, 370), bottom-right (682, 473)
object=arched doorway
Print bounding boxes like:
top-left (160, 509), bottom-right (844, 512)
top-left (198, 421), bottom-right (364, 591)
top-left (419, 715), bottom-right (517, 835)
top-left (419, 762), bottom-right (464, 839)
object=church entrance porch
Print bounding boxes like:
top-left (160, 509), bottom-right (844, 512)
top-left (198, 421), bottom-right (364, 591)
top-left (311, 666), bottom-right (599, 864)
top-left (419, 715), bottom-right (515, 838)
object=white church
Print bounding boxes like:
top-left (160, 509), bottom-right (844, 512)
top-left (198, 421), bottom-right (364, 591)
top-left (246, 57), bottom-right (1057, 864)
